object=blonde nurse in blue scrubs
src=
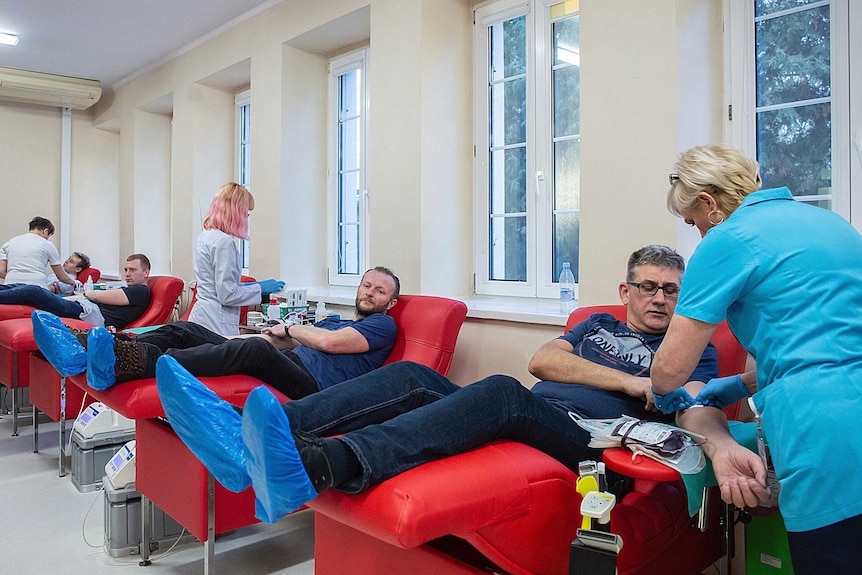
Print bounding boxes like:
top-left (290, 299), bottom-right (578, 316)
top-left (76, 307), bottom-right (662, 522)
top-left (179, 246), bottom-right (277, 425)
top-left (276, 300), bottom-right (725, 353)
top-left (650, 144), bottom-right (862, 575)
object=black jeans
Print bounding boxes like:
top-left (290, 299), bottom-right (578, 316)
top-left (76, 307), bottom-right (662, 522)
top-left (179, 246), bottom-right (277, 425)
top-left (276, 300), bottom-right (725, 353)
top-left (787, 513), bottom-right (862, 575)
top-left (139, 321), bottom-right (318, 398)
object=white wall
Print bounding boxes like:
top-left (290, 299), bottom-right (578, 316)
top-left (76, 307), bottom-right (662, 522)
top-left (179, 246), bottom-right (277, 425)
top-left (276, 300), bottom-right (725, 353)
top-left (0, 102), bottom-right (62, 257)
top-left (70, 111), bottom-right (120, 274)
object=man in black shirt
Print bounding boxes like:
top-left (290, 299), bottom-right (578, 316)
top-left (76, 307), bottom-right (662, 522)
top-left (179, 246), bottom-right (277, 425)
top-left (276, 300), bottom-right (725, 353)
top-left (0, 253), bottom-right (152, 330)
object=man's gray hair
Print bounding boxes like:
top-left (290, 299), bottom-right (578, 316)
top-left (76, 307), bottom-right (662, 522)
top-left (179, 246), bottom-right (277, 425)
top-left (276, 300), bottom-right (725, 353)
top-left (626, 245), bottom-right (685, 281)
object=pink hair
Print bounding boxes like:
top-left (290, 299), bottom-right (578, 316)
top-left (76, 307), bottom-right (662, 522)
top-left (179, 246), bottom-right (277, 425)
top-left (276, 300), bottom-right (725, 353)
top-left (203, 183), bottom-right (254, 239)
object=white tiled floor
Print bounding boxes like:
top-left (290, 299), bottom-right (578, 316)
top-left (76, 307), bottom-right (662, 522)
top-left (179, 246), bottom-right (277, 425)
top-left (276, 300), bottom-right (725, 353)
top-left (0, 408), bottom-right (315, 575)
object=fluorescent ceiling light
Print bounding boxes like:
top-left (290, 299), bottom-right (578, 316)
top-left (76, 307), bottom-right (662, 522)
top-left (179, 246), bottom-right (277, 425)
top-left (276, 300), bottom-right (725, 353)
top-left (0, 33), bottom-right (19, 46)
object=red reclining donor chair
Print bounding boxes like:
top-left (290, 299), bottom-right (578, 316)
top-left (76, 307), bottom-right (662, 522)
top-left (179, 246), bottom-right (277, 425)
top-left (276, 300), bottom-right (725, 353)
top-left (27, 275), bottom-right (184, 473)
top-left (309, 304), bottom-right (747, 575)
top-left (0, 264), bottom-right (100, 435)
top-left (69, 293), bottom-right (467, 575)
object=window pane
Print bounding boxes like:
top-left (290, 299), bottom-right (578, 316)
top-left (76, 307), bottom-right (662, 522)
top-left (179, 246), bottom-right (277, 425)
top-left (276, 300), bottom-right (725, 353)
top-left (338, 223), bottom-right (360, 275)
top-left (337, 65), bottom-right (363, 276)
top-left (554, 138), bottom-right (580, 211)
top-left (489, 215), bottom-right (527, 281)
top-left (552, 14), bottom-right (580, 284)
top-left (490, 16), bottom-right (527, 81)
top-left (340, 117), bottom-right (360, 172)
top-left (553, 66), bottom-right (580, 137)
top-left (553, 211), bottom-right (580, 283)
top-left (488, 15), bottom-right (528, 284)
top-left (490, 78), bottom-right (527, 147)
top-left (757, 101), bottom-right (832, 200)
top-left (340, 70), bottom-right (361, 117)
top-left (490, 147), bottom-right (527, 214)
top-left (237, 101), bottom-right (251, 268)
top-left (339, 172), bottom-right (360, 224)
top-left (755, 5), bottom-right (830, 107)
top-left (755, 0), bottom-right (821, 18)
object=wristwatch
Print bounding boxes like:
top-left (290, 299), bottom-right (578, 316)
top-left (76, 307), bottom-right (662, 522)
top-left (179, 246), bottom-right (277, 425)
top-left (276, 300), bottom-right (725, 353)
top-left (285, 321), bottom-right (296, 338)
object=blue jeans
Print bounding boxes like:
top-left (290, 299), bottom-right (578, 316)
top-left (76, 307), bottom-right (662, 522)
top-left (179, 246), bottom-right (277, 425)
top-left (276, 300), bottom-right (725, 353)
top-left (0, 284), bottom-right (84, 319)
top-left (281, 361), bottom-right (599, 493)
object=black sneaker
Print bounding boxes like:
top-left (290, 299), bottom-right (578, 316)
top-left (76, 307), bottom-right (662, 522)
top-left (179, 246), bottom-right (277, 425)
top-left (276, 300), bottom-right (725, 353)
top-left (113, 338), bottom-right (150, 382)
top-left (292, 431), bottom-right (334, 493)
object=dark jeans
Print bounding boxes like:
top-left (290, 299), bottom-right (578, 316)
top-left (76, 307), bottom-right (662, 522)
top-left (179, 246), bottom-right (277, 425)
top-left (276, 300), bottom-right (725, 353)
top-left (787, 513), bottom-right (862, 575)
top-left (138, 321), bottom-right (318, 398)
top-left (0, 283), bottom-right (84, 319)
top-left (281, 361), bottom-right (601, 493)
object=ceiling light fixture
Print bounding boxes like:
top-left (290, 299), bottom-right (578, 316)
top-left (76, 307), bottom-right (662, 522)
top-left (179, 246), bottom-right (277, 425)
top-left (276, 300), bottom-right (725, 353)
top-left (0, 33), bottom-right (19, 46)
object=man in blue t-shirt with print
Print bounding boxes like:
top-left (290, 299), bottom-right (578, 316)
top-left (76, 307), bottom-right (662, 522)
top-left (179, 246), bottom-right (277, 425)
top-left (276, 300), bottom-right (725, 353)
top-left (67, 266), bottom-right (399, 399)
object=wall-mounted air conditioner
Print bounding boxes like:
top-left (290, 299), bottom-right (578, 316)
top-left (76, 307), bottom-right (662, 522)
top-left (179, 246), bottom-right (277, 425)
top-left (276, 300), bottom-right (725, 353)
top-left (0, 66), bottom-right (102, 110)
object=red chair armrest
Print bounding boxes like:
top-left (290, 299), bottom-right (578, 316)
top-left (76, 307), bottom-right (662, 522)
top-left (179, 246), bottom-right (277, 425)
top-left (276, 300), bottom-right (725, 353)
top-left (602, 447), bottom-right (682, 482)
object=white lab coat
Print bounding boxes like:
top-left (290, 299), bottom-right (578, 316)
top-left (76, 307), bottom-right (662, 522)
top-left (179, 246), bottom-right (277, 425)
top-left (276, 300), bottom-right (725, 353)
top-left (188, 228), bottom-right (261, 335)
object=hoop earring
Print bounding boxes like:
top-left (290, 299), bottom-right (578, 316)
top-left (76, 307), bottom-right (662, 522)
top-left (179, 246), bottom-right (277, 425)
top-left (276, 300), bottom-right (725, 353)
top-left (707, 210), bottom-right (725, 226)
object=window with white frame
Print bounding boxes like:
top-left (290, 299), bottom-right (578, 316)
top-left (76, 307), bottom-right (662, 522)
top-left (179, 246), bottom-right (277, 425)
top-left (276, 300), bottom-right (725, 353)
top-left (328, 48), bottom-right (369, 286)
top-left (473, 0), bottom-right (581, 299)
top-left (235, 89), bottom-right (251, 270)
top-left (725, 0), bottom-right (860, 225)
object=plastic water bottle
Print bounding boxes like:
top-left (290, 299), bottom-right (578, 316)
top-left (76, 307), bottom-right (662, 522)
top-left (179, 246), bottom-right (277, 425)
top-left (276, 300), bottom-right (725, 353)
top-left (267, 294), bottom-right (280, 320)
top-left (84, 277), bottom-right (94, 293)
top-left (559, 262), bottom-right (575, 315)
top-left (316, 301), bottom-right (328, 321)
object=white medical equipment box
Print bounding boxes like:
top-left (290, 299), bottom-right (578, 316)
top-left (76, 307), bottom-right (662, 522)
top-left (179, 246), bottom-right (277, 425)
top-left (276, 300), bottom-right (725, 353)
top-left (103, 478), bottom-right (195, 557)
top-left (70, 403), bottom-right (136, 492)
top-left (73, 401), bottom-right (135, 438)
top-left (70, 427), bottom-right (136, 492)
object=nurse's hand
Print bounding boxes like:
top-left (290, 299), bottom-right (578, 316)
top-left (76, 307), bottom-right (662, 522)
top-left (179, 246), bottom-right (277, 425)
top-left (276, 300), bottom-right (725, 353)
top-left (651, 385), bottom-right (695, 414)
top-left (256, 279), bottom-right (285, 295)
top-left (694, 375), bottom-right (751, 409)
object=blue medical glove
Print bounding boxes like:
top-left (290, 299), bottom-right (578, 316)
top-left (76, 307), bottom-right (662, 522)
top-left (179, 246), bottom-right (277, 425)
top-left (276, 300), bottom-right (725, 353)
top-left (256, 279), bottom-right (285, 295)
top-left (651, 385), bottom-right (695, 414)
top-left (693, 375), bottom-right (750, 409)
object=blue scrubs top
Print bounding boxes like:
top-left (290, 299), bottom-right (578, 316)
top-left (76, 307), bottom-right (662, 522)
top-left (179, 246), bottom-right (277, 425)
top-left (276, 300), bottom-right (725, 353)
top-left (675, 187), bottom-right (862, 532)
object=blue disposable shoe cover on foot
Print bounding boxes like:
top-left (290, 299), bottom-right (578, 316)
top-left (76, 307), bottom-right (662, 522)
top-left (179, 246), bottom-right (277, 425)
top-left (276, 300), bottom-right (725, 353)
top-left (86, 327), bottom-right (117, 390)
top-left (31, 311), bottom-right (87, 376)
top-left (156, 355), bottom-right (251, 492)
top-left (242, 386), bottom-right (317, 523)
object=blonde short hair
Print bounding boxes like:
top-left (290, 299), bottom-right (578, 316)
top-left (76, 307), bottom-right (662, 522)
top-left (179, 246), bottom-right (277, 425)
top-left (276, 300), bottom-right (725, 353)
top-left (667, 145), bottom-right (762, 218)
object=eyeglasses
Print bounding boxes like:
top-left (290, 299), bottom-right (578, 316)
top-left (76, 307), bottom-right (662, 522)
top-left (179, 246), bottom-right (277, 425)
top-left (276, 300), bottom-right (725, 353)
top-left (627, 281), bottom-right (680, 299)
top-left (668, 173), bottom-right (681, 186)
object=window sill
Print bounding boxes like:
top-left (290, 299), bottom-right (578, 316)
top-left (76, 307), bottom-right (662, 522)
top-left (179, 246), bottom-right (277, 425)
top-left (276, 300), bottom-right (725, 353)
top-left (307, 287), bottom-right (572, 327)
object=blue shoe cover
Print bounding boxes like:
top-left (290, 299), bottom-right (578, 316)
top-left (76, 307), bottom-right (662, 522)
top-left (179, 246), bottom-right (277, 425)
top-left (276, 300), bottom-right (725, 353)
top-left (242, 386), bottom-right (317, 523)
top-left (31, 311), bottom-right (86, 376)
top-left (86, 327), bottom-right (117, 390)
top-left (156, 356), bottom-right (251, 492)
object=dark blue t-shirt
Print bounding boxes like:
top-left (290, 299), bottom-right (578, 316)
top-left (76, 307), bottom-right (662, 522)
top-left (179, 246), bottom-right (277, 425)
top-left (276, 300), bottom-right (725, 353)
top-left (530, 313), bottom-right (719, 423)
top-left (293, 313), bottom-right (397, 390)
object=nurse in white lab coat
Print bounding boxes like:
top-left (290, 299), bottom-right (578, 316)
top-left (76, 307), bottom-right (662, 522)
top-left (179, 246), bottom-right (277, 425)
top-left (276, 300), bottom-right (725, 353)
top-left (189, 183), bottom-right (284, 335)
